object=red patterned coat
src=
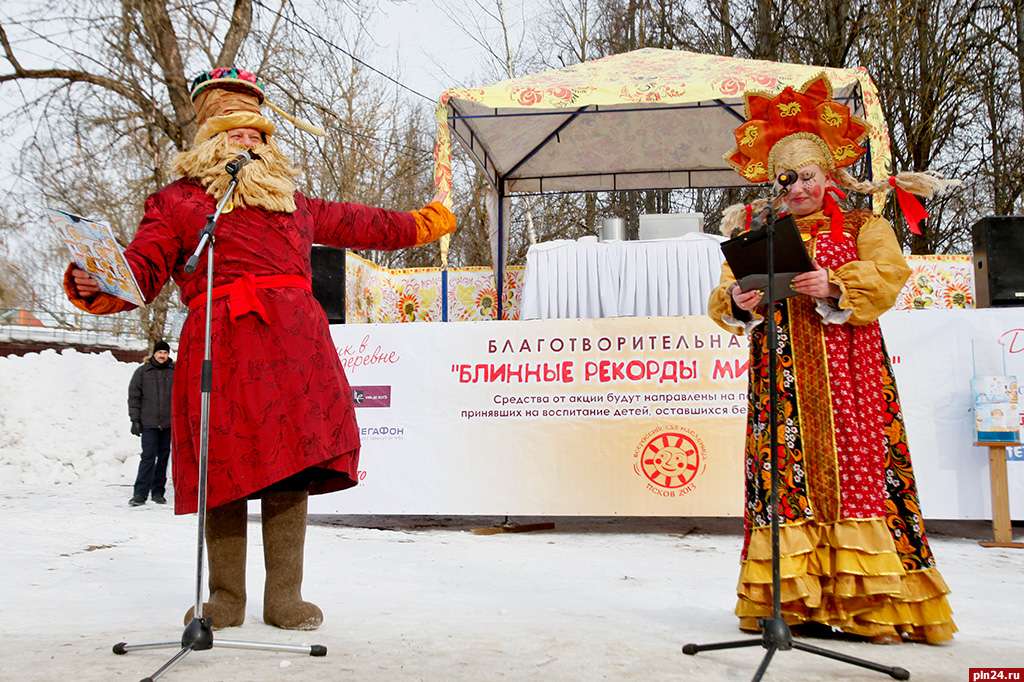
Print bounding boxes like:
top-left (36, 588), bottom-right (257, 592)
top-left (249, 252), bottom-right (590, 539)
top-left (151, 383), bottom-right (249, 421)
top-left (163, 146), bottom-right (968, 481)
top-left (64, 179), bottom-right (453, 514)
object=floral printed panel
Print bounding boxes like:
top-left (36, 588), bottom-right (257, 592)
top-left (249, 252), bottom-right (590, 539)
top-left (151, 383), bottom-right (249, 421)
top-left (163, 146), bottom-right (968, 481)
top-left (447, 267), bottom-right (522, 321)
top-left (343, 253), bottom-right (970, 322)
top-left (344, 252), bottom-right (524, 323)
top-left (894, 255), bottom-right (974, 310)
top-left (436, 48), bottom-right (892, 211)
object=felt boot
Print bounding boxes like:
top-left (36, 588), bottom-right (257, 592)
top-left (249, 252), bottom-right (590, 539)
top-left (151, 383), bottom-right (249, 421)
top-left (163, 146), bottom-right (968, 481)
top-left (261, 490), bottom-right (323, 630)
top-left (183, 498), bottom-right (247, 628)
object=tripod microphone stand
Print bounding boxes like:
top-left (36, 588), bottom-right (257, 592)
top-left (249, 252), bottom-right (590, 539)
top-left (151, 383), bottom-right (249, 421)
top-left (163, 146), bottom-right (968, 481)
top-left (682, 176), bottom-right (910, 682)
top-left (112, 161), bottom-right (327, 681)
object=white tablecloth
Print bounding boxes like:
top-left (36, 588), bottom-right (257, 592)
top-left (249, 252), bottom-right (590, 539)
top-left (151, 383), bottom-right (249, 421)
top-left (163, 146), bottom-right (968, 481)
top-left (520, 233), bottom-right (727, 319)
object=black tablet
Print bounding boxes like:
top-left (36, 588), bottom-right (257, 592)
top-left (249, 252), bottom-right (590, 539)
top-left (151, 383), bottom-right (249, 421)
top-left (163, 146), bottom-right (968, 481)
top-left (720, 215), bottom-right (815, 301)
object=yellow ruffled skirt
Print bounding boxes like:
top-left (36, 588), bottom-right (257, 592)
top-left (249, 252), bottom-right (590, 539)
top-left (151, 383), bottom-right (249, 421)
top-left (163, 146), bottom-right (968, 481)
top-left (736, 518), bottom-right (956, 643)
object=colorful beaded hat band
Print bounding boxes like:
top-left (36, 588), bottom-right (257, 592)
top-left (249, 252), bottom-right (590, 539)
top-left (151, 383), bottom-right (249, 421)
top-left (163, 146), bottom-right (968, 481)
top-left (190, 67), bottom-right (265, 103)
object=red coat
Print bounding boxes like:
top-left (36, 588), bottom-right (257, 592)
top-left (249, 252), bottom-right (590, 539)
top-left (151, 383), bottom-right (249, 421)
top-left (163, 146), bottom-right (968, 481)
top-left (66, 179), bottom-right (445, 514)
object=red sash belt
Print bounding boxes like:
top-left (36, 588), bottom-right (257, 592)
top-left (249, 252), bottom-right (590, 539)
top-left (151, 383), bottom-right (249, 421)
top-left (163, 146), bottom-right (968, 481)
top-left (187, 273), bottom-right (310, 324)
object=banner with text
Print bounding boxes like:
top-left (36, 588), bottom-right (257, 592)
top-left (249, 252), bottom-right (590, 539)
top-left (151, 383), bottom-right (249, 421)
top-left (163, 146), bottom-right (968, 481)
top-left (315, 309), bottom-right (1024, 518)
top-left (324, 316), bottom-right (748, 516)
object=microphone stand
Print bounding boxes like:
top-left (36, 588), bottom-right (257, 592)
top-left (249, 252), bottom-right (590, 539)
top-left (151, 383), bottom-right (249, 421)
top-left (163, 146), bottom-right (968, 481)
top-left (112, 163), bottom-right (326, 681)
top-left (682, 179), bottom-right (910, 682)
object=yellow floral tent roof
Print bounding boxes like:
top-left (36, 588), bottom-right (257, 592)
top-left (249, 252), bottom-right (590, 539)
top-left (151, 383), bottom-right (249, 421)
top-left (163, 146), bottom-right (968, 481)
top-left (433, 48), bottom-right (890, 199)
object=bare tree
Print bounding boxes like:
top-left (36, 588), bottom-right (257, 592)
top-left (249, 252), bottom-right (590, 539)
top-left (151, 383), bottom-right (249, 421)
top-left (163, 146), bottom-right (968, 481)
top-left (0, 0), bottom-right (266, 345)
top-left (262, 0), bottom-right (439, 268)
top-left (860, 0), bottom-right (983, 252)
top-left (545, 0), bottom-right (596, 65)
top-left (970, 0), bottom-right (1024, 215)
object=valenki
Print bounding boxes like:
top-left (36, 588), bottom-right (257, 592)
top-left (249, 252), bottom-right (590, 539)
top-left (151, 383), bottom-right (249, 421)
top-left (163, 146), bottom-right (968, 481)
top-left (63, 66), bottom-right (456, 631)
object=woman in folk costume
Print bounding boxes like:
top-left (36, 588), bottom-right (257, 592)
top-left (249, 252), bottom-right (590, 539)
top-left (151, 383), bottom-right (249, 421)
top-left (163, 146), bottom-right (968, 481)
top-left (707, 74), bottom-right (957, 644)
top-left (64, 67), bottom-right (456, 630)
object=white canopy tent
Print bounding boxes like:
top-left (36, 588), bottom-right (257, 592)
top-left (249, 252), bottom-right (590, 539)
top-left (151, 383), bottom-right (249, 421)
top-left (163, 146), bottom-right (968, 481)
top-left (433, 48), bottom-right (891, 318)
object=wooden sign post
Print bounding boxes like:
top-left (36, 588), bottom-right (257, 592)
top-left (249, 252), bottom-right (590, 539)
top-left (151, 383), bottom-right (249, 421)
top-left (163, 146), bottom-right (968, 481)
top-left (976, 442), bottom-right (1024, 549)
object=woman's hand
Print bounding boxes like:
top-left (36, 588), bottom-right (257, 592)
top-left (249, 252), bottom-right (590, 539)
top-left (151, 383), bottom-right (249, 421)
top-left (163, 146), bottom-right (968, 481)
top-left (70, 268), bottom-right (101, 298)
top-left (730, 283), bottom-right (763, 311)
top-left (790, 261), bottom-right (840, 299)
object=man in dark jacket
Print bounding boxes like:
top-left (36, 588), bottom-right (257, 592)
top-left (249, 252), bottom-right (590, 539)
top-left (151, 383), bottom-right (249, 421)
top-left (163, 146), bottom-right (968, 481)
top-left (128, 340), bottom-right (174, 506)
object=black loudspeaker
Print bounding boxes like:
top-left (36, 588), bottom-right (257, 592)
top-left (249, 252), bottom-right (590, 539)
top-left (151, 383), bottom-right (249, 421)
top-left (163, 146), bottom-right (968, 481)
top-left (310, 245), bottom-right (346, 323)
top-left (973, 216), bottom-right (1024, 308)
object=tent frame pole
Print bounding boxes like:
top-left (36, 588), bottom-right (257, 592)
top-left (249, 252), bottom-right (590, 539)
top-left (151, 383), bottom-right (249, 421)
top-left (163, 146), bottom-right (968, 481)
top-left (504, 105), bottom-right (589, 179)
top-left (497, 179), bottom-right (506, 320)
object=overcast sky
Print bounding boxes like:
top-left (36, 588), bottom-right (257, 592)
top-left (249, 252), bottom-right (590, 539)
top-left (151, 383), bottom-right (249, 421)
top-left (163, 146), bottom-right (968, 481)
top-left (361, 0), bottom-right (545, 97)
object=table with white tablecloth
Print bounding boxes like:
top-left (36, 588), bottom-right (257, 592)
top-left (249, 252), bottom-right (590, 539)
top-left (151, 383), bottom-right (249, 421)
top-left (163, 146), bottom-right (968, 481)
top-left (519, 233), bottom-right (727, 319)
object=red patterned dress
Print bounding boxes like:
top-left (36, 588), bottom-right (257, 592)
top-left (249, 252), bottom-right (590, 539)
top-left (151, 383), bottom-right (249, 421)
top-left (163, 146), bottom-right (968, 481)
top-left (708, 209), bottom-right (955, 643)
top-left (64, 179), bottom-right (452, 515)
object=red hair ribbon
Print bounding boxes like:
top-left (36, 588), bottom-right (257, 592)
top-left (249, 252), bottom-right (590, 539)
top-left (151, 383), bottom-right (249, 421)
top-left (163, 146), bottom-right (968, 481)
top-left (888, 176), bottom-right (928, 236)
top-left (822, 185), bottom-right (847, 242)
top-left (744, 203), bottom-right (753, 232)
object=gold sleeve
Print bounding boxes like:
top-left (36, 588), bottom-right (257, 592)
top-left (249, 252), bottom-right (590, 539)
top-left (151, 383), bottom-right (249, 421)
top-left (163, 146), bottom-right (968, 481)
top-left (708, 261), bottom-right (762, 334)
top-left (827, 215), bottom-right (911, 326)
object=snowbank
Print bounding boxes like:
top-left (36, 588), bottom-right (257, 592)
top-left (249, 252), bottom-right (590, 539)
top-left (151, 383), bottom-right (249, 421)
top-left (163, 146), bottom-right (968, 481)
top-left (0, 348), bottom-right (141, 486)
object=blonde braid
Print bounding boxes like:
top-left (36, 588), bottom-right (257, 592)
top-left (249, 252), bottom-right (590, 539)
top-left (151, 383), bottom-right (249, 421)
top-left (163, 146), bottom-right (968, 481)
top-left (833, 168), bottom-right (884, 195)
top-left (834, 168), bottom-right (962, 199)
top-left (720, 198), bottom-right (770, 236)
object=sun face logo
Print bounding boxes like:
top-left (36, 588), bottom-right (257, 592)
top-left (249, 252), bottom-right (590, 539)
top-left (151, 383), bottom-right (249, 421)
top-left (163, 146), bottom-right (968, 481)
top-left (633, 426), bottom-right (707, 497)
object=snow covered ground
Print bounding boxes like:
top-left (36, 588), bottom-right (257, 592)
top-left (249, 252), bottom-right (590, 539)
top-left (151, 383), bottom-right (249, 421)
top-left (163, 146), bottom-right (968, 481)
top-left (1, 350), bottom-right (1022, 681)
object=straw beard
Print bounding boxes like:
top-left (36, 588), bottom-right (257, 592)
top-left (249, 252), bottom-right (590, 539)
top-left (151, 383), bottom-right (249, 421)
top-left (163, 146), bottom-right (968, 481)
top-left (173, 134), bottom-right (299, 213)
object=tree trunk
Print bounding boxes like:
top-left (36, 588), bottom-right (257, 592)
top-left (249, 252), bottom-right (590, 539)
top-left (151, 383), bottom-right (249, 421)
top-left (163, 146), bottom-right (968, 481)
top-left (720, 0), bottom-right (733, 54)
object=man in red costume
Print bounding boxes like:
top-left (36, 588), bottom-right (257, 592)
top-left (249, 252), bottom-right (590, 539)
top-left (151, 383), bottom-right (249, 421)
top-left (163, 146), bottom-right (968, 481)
top-left (64, 67), bottom-right (456, 631)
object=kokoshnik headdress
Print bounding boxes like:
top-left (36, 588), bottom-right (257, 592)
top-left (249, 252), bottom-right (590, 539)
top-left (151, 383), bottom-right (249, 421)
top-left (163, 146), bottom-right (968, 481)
top-left (720, 74), bottom-right (958, 239)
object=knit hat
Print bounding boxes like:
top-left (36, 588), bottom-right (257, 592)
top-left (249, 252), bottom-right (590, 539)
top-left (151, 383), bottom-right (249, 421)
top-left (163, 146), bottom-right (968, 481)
top-left (153, 340), bottom-right (171, 353)
top-left (189, 67), bottom-right (324, 145)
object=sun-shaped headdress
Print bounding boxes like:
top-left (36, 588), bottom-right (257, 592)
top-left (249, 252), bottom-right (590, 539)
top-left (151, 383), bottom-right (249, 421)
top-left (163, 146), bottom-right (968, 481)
top-left (719, 73), bottom-right (959, 237)
top-left (724, 74), bottom-right (869, 184)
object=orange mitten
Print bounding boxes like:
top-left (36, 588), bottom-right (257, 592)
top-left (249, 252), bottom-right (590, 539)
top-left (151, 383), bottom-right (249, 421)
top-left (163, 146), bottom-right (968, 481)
top-left (410, 202), bottom-right (456, 246)
top-left (62, 263), bottom-right (134, 315)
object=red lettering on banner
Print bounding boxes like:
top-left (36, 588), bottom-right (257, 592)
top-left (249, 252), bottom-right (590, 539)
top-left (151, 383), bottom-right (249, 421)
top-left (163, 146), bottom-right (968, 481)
top-left (451, 362), bottom-right (575, 384)
top-left (1000, 328), bottom-right (1024, 353)
top-left (712, 358), bottom-right (749, 380)
top-left (338, 334), bottom-right (399, 371)
top-left (581, 359), bottom-right (698, 383)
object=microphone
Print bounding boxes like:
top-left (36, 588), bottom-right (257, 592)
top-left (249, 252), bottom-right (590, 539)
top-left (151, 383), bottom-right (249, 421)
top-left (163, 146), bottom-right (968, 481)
top-left (225, 149), bottom-right (261, 175)
top-left (775, 169), bottom-right (798, 189)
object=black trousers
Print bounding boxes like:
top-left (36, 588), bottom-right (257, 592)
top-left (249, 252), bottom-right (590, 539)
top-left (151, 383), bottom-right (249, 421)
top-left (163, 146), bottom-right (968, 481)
top-left (133, 427), bottom-right (171, 499)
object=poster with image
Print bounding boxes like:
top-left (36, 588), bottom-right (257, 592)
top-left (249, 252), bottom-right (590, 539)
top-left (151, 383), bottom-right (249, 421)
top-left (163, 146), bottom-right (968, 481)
top-left (972, 375), bottom-right (1021, 444)
top-left (51, 208), bottom-right (145, 307)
